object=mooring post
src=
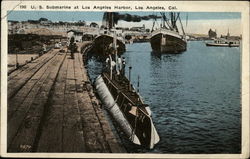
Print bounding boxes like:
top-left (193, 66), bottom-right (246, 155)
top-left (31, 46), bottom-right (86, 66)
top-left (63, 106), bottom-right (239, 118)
top-left (137, 75), bottom-right (140, 92)
top-left (109, 55), bottom-right (112, 80)
top-left (15, 49), bottom-right (19, 68)
top-left (129, 66), bottom-right (132, 91)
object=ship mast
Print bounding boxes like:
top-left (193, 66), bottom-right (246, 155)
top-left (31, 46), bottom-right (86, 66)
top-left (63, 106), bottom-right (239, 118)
top-left (113, 31), bottom-right (119, 75)
top-left (160, 12), bottom-right (170, 30)
top-left (178, 15), bottom-right (186, 36)
top-left (160, 12), bottom-right (181, 32)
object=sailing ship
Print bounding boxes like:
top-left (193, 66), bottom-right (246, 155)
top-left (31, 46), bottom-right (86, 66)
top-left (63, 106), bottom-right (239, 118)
top-left (88, 12), bottom-right (126, 57)
top-left (150, 12), bottom-right (187, 53)
top-left (95, 34), bottom-right (160, 149)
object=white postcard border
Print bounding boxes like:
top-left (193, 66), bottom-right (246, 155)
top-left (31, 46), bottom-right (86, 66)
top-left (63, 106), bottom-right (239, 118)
top-left (1, 1), bottom-right (249, 158)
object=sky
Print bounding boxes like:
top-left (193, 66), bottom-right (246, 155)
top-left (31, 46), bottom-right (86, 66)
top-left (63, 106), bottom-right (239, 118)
top-left (8, 11), bottom-right (241, 36)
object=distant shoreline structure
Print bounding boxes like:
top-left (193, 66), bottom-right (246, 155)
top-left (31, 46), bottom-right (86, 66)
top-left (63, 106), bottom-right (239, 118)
top-left (8, 18), bottom-right (241, 38)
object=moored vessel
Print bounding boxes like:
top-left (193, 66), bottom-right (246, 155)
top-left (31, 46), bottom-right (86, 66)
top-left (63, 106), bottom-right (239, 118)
top-left (206, 39), bottom-right (240, 47)
top-left (88, 12), bottom-right (126, 57)
top-left (150, 12), bottom-right (187, 54)
top-left (94, 33), bottom-right (160, 149)
top-left (95, 72), bottom-right (160, 149)
top-left (89, 33), bottom-right (125, 56)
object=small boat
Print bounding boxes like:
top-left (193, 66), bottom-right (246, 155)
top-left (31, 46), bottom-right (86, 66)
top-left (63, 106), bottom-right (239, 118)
top-left (206, 39), bottom-right (240, 47)
top-left (150, 12), bottom-right (187, 54)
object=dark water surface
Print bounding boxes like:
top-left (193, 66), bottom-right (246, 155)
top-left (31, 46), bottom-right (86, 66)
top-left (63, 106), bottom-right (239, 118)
top-left (87, 41), bottom-right (241, 154)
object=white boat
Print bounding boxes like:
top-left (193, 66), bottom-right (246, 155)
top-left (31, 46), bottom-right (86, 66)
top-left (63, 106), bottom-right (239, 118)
top-left (206, 39), bottom-right (240, 47)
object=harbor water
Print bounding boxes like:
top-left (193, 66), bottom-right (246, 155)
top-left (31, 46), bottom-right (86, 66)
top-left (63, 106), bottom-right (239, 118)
top-left (87, 41), bottom-right (241, 153)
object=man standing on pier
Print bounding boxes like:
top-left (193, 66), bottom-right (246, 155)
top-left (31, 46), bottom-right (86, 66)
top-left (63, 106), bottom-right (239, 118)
top-left (117, 55), bottom-right (122, 75)
top-left (68, 37), bottom-right (77, 59)
top-left (121, 57), bottom-right (126, 76)
top-left (43, 43), bottom-right (47, 54)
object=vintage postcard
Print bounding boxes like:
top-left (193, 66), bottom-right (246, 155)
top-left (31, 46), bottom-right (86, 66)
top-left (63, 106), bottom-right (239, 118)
top-left (1, 0), bottom-right (249, 158)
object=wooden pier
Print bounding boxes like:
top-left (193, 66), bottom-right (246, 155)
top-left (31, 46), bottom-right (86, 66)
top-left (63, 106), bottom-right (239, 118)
top-left (7, 42), bottom-right (126, 153)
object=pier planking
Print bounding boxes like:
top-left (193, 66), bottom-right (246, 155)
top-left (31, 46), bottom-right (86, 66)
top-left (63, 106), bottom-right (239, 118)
top-left (7, 51), bottom-right (66, 149)
top-left (8, 49), bottom-right (59, 99)
top-left (36, 52), bottom-right (69, 152)
top-left (8, 52), bottom-right (67, 152)
top-left (7, 42), bottom-right (126, 153)
top-left (7, 51), bottom-right (64, 120)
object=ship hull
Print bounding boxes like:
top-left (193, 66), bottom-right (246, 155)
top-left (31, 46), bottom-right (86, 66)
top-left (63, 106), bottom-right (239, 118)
top-left (89, 34), bottom-right (126, 56)
top-left (95, 74), bottom-right (159, 149)
top-left (150, 32), bottom-right (187, 54)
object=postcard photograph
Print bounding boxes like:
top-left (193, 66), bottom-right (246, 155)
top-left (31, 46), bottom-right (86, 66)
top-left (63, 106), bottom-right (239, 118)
top-left (1, 1), bottom-right (249, 158)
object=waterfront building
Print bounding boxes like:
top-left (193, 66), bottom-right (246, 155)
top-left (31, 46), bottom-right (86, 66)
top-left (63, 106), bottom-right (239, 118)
top-left (67, 30), bottom-right (83, 42)
top-left (208, 28), bottom-right (217, 39)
